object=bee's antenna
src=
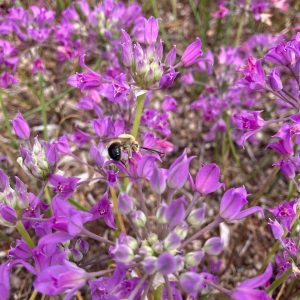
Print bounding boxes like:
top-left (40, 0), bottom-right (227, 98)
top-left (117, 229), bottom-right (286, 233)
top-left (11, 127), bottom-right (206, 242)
top-left (140, 146), bottom-right (165, 157)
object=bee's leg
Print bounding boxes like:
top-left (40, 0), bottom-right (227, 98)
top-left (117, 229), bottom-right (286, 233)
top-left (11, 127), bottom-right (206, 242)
top-left (127, 147), bottom-right (133, 159)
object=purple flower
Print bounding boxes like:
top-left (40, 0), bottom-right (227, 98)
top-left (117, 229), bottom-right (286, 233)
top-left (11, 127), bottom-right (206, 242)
top-left (232, 111), bottom-right (265, 131)
top-left (167, 149), bottom-right (194, 190)
top-left (90, 193), bottom-right (116, 229)
top-left (0, 204), bottom-right (17, 226)
top-left (32, 58), bottom-right (45, 74)
top-left (165, 196), bottom-right (186, 228)
top-left (121, 30), bottom-right (134, 67)
top-left (67, 72), bottom-right (102, 90)
top-left (268, 219), bottom-right (284, 239)
top-left (187, 206), bottom-right (206, 227)
top-left (144, 16), bottom-right (159, 45)
top-left (269, 200), bottom-right (296, 231)
top-left (185, 250), bottom-right (205, 266)
top-left (264, 42), bottom-right (296, 66)
top-left (89, 266), bottom-right (145, 300)
top-left (8, 239), bottom-right (32, 259)
top-left (48, 174), bottom-right (79, 200)
top-left (268, 68), bottom-right (283, 91)
top-left (157, 252), bottom-right (178, 275)
top-left (282, 238), bottom-right (298, 257)
top-left (203, 237), bottom-right (224, 255)
top-left (165, 46), bottom-right (177, 66)
top-left (180, 272), bottom-right (214, 296)
top-left (195, 163), bottom-right (224, 195)
top-left (231, 263), bottom-right (272, 300)
top-left (275, 255), bottom-right (292, 277)
top-left (162, 96), bottom-right (178, 112)
top-left (0, 262), bottom-right (10, 300)
top-left (0, 72), bottom-right (18, 88)
top-left (181, 38), bottom-right (203, 67)
top-left (159, 68), bottom-right (178, 88)
top-left (274, 159), bottom-right (295, 178)
top-left (220, 187), bottom-right (263, 221)
top-left (150, 165), bottom-right (167, 194)
top-left (241, 56), bottom-right (266, 89)
top-left (11, 112), bottom-right (30, 140)
top-left (51, 196), bottom-right (92, 235)
top-left (34, 261), bottom-right (88, 299)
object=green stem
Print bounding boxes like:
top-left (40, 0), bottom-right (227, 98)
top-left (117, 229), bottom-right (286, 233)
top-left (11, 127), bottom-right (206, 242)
top-left (153, 285), bottom-right (163, 300)
top-left (235, 0), bottom-right (251, 46)
top-left (24, 87), bottom-right (74, 118)
top-left (68, 197), bottom-right (88, 211)
top-left (16, 220), bottom-right (35, 248)
top-left (266, 267), bottom-right (292, 294)
top-left (225, 113), bottom-right (240, 166)
top-left (131, 93), bottom-right (146, 138)
top-left (38, 73), bottom-right (48, 140)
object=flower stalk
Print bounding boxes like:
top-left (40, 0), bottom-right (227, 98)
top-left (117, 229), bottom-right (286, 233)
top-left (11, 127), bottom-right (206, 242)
top-left (16, 220), bottom-right (35, 248)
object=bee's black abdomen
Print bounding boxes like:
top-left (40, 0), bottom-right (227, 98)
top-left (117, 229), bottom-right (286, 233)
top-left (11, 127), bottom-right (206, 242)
top-left (108, 142), bottom-right (122, 161)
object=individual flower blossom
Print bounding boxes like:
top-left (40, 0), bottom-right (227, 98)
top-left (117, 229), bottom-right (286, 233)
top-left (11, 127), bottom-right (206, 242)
top-left (67, 72), bottom-right (102, 91)
top-left (195, 163), bottom-right (224, 195)
top-left (0, 204), bottom-right (17, 226)
top-left (273, 159), bottom-right (296, 178)
top-left (162, 95), bottom-right (178, 112)
top-left (187, 206), bottom-right (206, 227)
top-left (157, 252), bottom-right (178, 275)
top-left (159, 67), bottom-right (178, 89)
top-left (185, 250), bottom-right (205, 267)
top-left (231, 263), bottom-right (272, 300)
top-left (167, 149), bottom-right (194, 190)
top-left (203, 237), bottom-right (224, 255)
top-left (268, 68), bottom-right (283, 91)
top-left (181, 38), bottom-right (203, 67)
top-left (269, 200), bottom-right (296, 231)
top-left (164, 45), bottom-right (177, 66)
top-left (11, 113), bottom-right (30, 140)
top-left (89, 266), bottom-right (145, 300)
top-left (180, 272), bottom-right (215, 297)
top-left (144, 16), bottom-right (159, 45)
top-left (164, 196), bottom-right (186, 228)
top-left (45, 135), bottom-right (71, 166)
top-left (8, 239), bottom-right (32, 259)
top-left (212, 4), bottom-right (229, 19)
top-left (34, 261), bottom-right (88, 299)
top-left (220, 186), bottom-right (263, 221)
top-left (90, 192), bottom-right (116, 229)
top-left (275, 255), bottom-right (292, 277)
top-left (240, 56), bottom-right (266, 89)
top-left (282, 238), bottom-right (298, 256)
top-left (51, 196), bottom-right (92, 236)
top-left (48, 174), bottom-right (79, 200)
top-left (232, 111), bottom-right (265, 131)
top-left (150, 165), bottom-right (167, 194)
top-left (32, 58), bottom-right (45, 74)
top-left (268, 219), bottom-right (284, 239)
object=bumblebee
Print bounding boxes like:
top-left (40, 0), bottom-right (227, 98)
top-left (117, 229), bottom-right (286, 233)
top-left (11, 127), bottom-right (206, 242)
top-left (107, 133), bottom-right (163, 161)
